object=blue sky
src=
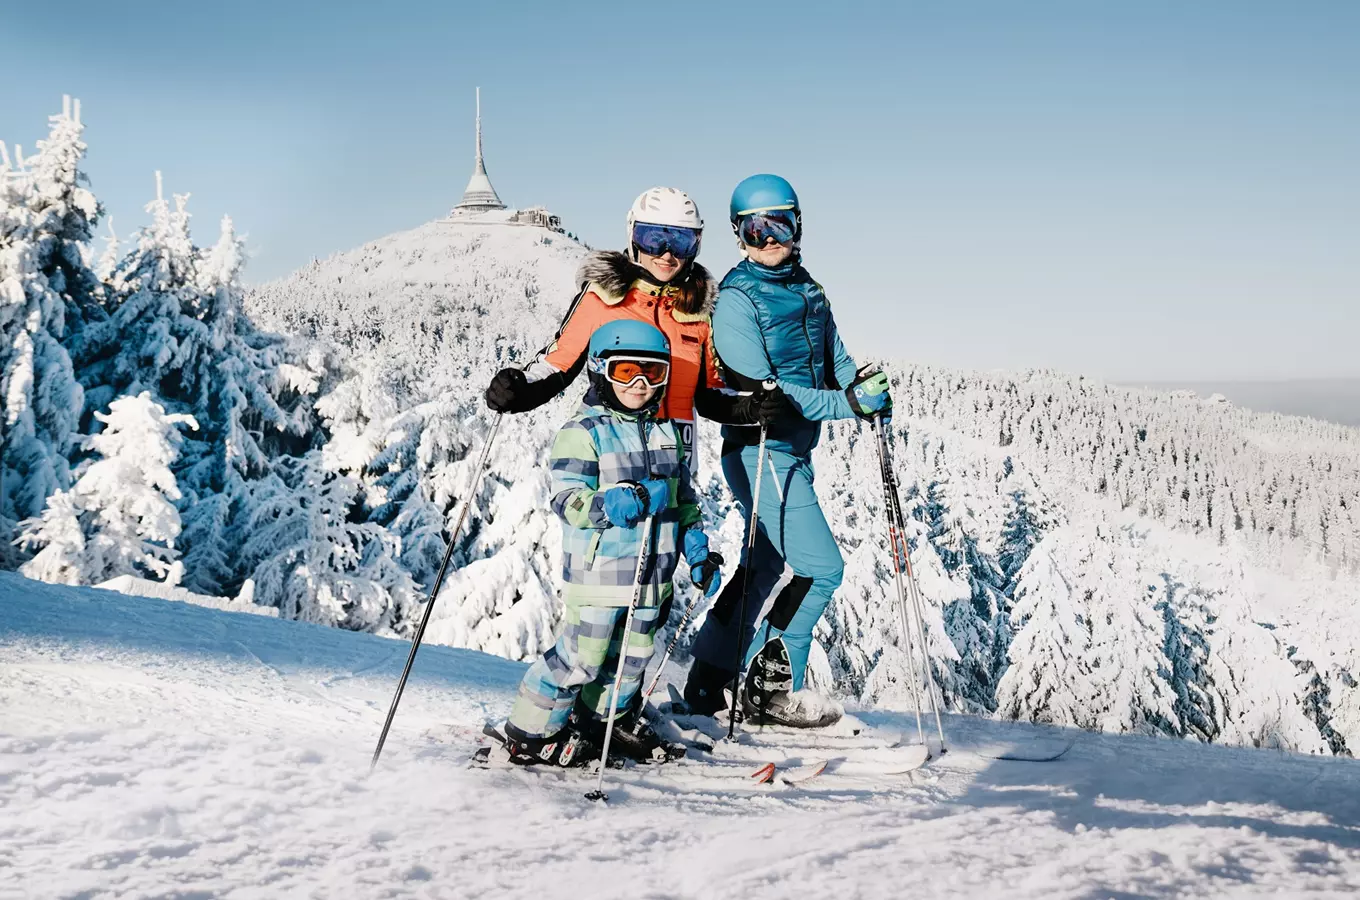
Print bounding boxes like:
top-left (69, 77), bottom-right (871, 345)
top-left (3, 1), bottom-right (1356, 381)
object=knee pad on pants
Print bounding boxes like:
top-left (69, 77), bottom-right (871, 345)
top-left (765, 575), bottom-right (814, 632)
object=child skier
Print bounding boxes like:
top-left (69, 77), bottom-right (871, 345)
top-left (489, 319), bottom-right (723, 767)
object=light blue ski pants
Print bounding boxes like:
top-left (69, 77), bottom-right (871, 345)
top-left (691, 445), bottom-right (844, 691)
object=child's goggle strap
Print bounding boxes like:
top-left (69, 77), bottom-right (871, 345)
top-left (603, 355), bottom-right (670, 387)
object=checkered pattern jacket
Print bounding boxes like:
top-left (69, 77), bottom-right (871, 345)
top-left (550, 388), bottom-right (703, 608)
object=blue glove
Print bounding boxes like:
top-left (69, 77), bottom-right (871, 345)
top-left (602, 479), bottom-right (669, 527)
top-left (683, 530), bottom-right (723, 597)
top-left (637, 478), bottom-right (669, 517)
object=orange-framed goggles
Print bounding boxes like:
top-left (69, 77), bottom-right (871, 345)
top-left (603, 355), bottom-right (670, 388)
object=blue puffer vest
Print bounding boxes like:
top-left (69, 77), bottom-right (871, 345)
top-left (712, 259), bottom-right (858, 456)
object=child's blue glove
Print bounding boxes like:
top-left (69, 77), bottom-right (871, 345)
top-left (602, 479), bottom-right (669, 527)
top-left (682, 530), bottom-right (723, 597)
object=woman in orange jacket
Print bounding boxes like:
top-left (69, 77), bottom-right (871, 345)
top-left (484, 187), bottom-right (790, 455)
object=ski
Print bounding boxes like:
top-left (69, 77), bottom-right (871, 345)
top-left (778, 759), bottom-right (828, 785)
top-left (960, 737), bottom-right (1074, 762)
top-left (437, 722), bottom-right (781, 787)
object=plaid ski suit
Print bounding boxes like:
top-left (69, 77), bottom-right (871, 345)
top-left (506, 389), bottom-right (704, 741)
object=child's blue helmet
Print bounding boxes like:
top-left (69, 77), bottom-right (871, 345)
top-left (588, 319), bottom-right (670, 362)
top-left (586, 320), bottom-right (671, 412)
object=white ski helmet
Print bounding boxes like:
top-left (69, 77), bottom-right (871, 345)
top-left (626, 187), bottom-right (703, 261)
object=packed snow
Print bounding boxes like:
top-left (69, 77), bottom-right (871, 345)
top-left (3, 573), bottom-right (1359, 899)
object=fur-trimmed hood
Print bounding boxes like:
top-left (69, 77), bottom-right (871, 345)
top-left (575, 250), bottom-right (716, 319)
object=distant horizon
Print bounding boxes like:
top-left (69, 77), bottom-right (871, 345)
top-left (1119, 376), bottom-right (1360, 427)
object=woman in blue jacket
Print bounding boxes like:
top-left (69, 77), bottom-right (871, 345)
top-left (683, 174), bottom-right (892, 728)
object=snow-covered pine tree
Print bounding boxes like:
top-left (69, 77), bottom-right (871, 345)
top-left (1077, 527), bottom-right (1180, 735)
top-left (74, 178), bottom-right (320, 596)
top-left (315, 355), bottom-right (452, 588)
top-left (241, 450), bottom-right (418, 632)
top-left (1289, 649), bottom-right (1350, 757)
top-left (995, 529), bottom-right (1093, 726)
top-left (19, 392), bottom-right (195, 584)
top-left (922, 475), bottom-right (1009, 710)
top-left (998, 487), bottom-right (1042, 583)
top-left (1156, 576), bottom-right (1227, 743)
top-left (0, 98), bottom-right (100, 561)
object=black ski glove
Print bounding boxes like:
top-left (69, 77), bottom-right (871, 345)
top-left (692, 550), bottom-right (724, 596)
top-left (485, 368), bottom-right (527, 413)
top-left (736, 383), bottom-right (798, 427)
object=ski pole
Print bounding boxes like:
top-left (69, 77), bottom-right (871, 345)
top-left (727, 381), bottom-right (777, 740)
top-left (767, 454), bottom-right (783, 504)
top-left (370, 413), bottom-right (504, 773)
top-left (586, 514), bottom-right (655, 803)
top-left (877, 414), bottom-right (948, 752)
top-left (872, 417), bottom-right (926, 749)
top-left (632, 551), bottom-right (724, 734)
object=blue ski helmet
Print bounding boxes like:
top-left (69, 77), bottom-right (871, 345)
top-left (587, 320), bottom-right (670, 411)
top-left (588, 319), bottom-right (670, 362)
top-left (729, 174), bottom-right (800, 222)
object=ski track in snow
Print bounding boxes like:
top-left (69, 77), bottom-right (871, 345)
top-left (3, 573), bottom-right (1359, 899)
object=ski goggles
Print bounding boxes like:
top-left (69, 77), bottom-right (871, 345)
top-left (631, 223), bottom-right (701, 260)
top-left (602, 355), bottom-right (670, 387)
top-left (735, 209), bottom-right (798, 247)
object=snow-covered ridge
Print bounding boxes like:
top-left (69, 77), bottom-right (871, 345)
top-left (245, 215), bottom-right (1360, 756)
top-left (247, 219), bottom-right (587, 370)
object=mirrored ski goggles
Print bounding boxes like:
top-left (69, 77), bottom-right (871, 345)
top-left (602, 355), bottom-right (670, 387)
top-left (736, 209), bottom-right (798, 247)
top-left (631, 223), bottom-right (701, 260)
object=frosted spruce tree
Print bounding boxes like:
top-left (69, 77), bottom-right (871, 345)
top-left (995, 529), bottom-right (1093, 726)
top-left (0, 97), bottom-right (101, 562)
top-left (241, 451), bottom-right (419, 632)
top-left (20, 392), bottom-right (195, 584)
top-left (315, 355), bottom-right (451, 587)
top-left (74, 178), bottom-right (319, 596)
top-left (1077, 528), bottom-right (1180, 735)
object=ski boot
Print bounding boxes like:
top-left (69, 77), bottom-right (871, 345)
top-left (681, 658), bottom-right (736, 717)
top-left (577, 709), bottom-right (687, 765)
top-left (741, 640), bottom-right (843, 729)
top-left (474, 722), bottom-right (597, 768)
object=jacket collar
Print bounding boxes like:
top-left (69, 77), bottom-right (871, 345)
top-left (575, 250), bottom-right (716, 319)
top-left (741, 257), bottom-right (800, 283)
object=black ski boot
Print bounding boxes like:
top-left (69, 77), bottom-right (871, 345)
top-left (477, 722), bottom-right (597, 768)
top-left (741, 640), bottom-right (843, 729)
top-left (682, 659), bottom-right (736, 717)
top-left (577, 709), bottom-right (687, 764)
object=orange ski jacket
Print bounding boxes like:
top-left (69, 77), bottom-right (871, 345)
top-left (536, 251), bottom-right (724, 455)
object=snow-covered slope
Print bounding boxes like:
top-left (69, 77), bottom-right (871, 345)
top-left (5, 573), bottom-right (1360, 898)
top-left (247, 217), bottom-right (587, 374)
top-left (244, 216), bottom-right (1360, 757)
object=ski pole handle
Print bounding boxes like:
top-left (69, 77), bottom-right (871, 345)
top-left (695, 550), bottom-right (724, 595)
